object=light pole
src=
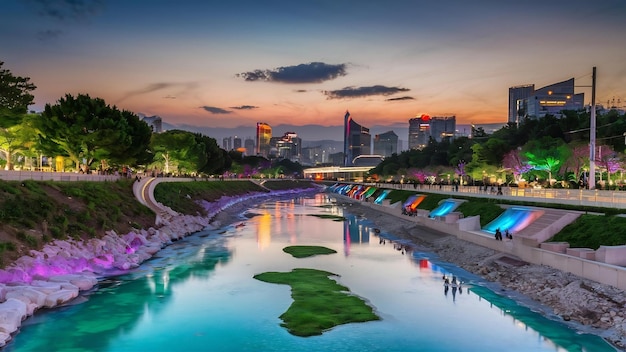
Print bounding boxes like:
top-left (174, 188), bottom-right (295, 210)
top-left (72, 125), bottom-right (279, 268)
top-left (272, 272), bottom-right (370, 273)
top-left (589, 67), bottom-right (597, 189)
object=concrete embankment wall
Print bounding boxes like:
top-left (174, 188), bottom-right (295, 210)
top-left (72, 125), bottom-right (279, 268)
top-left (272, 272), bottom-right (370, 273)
top-left (345, 196), bottom-right (626, 290)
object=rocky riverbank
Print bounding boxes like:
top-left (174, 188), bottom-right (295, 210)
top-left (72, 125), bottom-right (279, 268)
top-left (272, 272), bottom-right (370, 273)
top-left (335, 199), bottom-right (626, 350)
top-left (0, 187), bottom-right (319, 348)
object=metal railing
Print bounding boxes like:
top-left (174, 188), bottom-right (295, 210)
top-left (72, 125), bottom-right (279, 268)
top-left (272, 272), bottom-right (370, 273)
top-left (362, 182), bottom-right (626, 210)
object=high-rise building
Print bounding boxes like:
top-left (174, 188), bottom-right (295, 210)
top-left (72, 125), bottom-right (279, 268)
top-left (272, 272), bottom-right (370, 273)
top-left (408, 114), bottom-right (456, 149)
top-left (408, 114), bottom-right (431, 149)
top-left (222, 137), bottom-right (232, 150)
top-left (233, 136), bottom-right (242, 150)
top-left (272, 132), bottom-right (301, 161)
top-left (343, 111), bottom-right (371, 166)
top-left (256, 122), bottom-right (272, 157)
top-left (509, 78), bottom-right (584, 122)
top-left (373, 131), bottom-right (398, 157)
top-left (244, 138), bottom-right (255, 156)
top-left (430, 116), bottom-right (456, 142)
top-left (508, 84), bottom-right (534, 124)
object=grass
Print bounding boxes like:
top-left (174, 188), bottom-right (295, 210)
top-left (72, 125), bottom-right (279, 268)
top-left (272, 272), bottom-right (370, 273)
top-left (254, 268), bottom-right (379, 336)
top-left (551, 214), bottom-right (626, 249)
top-left (282, 245), bottom-right (337, 258)
top-left (154, 180), bottom-right (268, 215)
top-left (0, 179), bottom-right (155, 266)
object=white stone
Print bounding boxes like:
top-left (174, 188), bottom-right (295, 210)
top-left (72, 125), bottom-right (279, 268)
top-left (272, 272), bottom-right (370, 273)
top-left (0, 298), bottom-right (28, 334)
top-left (44, 289), bottom-right (78, 308)
top-left (6, 287), bottom-right (47, 307)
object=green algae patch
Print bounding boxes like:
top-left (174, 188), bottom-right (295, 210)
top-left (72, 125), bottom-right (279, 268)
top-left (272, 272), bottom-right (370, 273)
top-left (283, 245), bottom-right (337, 258)
top-left (307, 214), bottom-right (346, 221)
top-left (253, 268), bottom-right (379, 337)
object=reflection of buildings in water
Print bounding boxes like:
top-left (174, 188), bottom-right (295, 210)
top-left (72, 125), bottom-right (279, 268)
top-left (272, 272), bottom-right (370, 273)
top-left (342, 215), bottom-right (370, 256)
top-left (256, 212), bottom-right (272, 249)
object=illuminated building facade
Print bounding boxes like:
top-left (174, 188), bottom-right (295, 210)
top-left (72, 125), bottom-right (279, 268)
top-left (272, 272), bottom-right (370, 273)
top-left (343, 111), bottom-right (371, 166)
top-left (510, 78), bottom-right (584, 122)
top-left (408, 114), bottom-right (456, 149)
top-left (373, 131), bottom-right (398, 157)
top-left (272, 132), bottom-right (301, 161)
top-left (256, 122), bottom-right (272, 157)
top-left (508, 84), bottom-right (534, 124)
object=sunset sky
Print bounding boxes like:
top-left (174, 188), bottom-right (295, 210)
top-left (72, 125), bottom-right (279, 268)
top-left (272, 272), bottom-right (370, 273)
top-left (2, 0), bottom-right (626, 131)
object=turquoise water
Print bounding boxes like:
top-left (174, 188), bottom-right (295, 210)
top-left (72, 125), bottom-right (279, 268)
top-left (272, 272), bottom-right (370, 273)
top-left (7, 194), bottom-right (614, 351)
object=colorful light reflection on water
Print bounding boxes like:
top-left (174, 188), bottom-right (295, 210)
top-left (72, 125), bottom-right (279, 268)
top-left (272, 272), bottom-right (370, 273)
top-left (6, 194), bottom-right (614, 352)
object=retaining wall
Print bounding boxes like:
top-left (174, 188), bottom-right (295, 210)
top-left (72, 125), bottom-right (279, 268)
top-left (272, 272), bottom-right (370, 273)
top-left (347, 196), bottom-right (626, 290)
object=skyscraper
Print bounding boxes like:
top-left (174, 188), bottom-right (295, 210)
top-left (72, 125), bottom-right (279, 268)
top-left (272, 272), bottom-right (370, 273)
top-left (233, 136), bottom-right (242, 150)
top-left (222, 136), bottom-right (232, 150)
top-left (256, 122), bottom-right (272, 157)
top-left (408, 114), bottom-right (456, 149)
top-left (373, 131), bottom-right (398, 157)
top-left (343, 111), bottom-right (371, 166)
top-left (244, 138), bottom-right (255, 156)
top-left (408, 114), bottom-right (431, 149)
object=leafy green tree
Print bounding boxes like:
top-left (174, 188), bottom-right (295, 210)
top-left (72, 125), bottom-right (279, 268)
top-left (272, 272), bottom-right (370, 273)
top-left (150, 130), bottom-right (205, 174)
top-left (0, 116), bottom-right (33, 170)
top-left (524, 137), bottom-right (570, 185)
top-left (149, 130), bottom-right (229, 175)
top-left (194, 133), bottom-right (230, 175)
top-left (37, 94), bottom-right (152, 171)
top-left (0, 61), bottom-right (36, 128)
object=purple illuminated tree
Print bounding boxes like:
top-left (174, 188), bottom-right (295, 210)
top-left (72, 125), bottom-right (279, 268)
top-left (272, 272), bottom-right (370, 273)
top-left (502, 149), bottom-right (531, 183)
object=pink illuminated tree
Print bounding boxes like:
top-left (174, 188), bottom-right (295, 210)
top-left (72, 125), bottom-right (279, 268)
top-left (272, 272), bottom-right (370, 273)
top-left (502, 149), bottom-right (531, 183)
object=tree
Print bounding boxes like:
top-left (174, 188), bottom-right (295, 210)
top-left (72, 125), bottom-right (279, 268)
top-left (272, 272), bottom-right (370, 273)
top-left (562, 143), bottom-right (589, 184)
top-left (37, 94), bottom-right (152, 171)
top-left (150, 130), bottom-right (205, 174)
top-left (502, 149), bottom-right (532, 183)
top-left (0, 117), bottom-right (33, 170)
top-left (0, 61), bottom-right (37, 128)
top-left (524, 137), bottom-right (570, 186)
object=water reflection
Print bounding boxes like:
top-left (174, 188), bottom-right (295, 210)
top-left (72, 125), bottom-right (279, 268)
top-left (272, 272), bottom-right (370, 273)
top-left (7, 194), bottom-right (615, 352)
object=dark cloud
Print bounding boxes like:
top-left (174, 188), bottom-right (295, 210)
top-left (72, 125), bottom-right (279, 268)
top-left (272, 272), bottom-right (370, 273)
top-left (324, 85), bottom-right (410, 99)
top-left (201, 106), bottom-right (231, 114)
top-left (237, 62), bottom-right (347, 83)
top-left (230, 105), bottom-right (259, 110)
top-left (36, 29), bottom-right (63, 41)
top-left (386, 96), bottom-right (415, 101)
top-left (29, 0), bottom-right (104, 22)
top-left (118, 82), bottom-right (197, 103)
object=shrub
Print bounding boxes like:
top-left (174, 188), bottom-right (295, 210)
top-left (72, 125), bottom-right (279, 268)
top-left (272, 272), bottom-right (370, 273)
top-left (50, 226), bottom-right (64, 239)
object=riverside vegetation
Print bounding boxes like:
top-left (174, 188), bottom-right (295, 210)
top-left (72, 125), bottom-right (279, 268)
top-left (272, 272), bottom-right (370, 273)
top-left (2, 179), bottom-right (624, 269)
top-left (0, 178), bottom-right (316, 268)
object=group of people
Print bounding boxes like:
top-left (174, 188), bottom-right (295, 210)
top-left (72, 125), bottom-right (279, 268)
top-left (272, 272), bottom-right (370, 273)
top-left (443, 275), bottom-right (463, 300)
top-left (494, 228), bottom-right (513, 241)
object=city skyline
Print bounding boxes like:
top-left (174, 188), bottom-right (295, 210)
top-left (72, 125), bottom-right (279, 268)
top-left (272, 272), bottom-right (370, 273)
top-left (2, 0), bottom-right (625, 131)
